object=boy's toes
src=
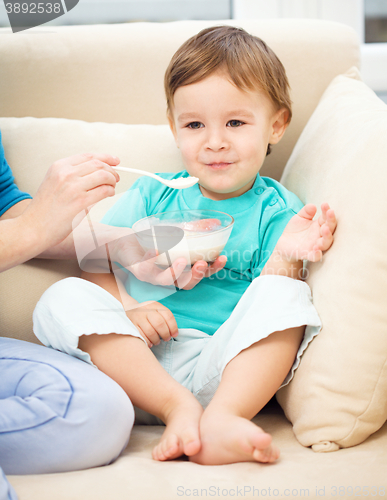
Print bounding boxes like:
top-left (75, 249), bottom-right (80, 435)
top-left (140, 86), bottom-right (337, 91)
top-left (249, 431), bottom-right (279, 464)
top-left (152, 434), bottom-right (180, 461)
top-left (153, 431), bottom-right (201, 461)
top-left (183, 436), bottom-right (201, 457)
top-left (253, 444), bottom-right (280, 463)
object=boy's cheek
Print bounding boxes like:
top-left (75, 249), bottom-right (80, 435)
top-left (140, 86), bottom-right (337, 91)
top-left (178, 144), bottom-right (196, 163)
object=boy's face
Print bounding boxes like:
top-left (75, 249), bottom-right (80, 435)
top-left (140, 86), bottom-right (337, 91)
top-left (168, 71), bottom-right (289, 200)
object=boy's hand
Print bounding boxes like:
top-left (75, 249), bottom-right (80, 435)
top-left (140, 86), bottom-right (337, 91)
top-left (275, 203), bottom-right (337, 262)
top-left (126, 301), bottom-right (178, 348)
top-left (81, 229), bottom-right (227, 289)
top-left (131, 254), bottom-right (227, 290)
top-left (112, 235), bottom-right (227, 290)
top-left (172, 256), bottom-right (227, 290)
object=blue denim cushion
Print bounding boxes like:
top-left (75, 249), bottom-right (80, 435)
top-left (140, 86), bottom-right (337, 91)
top-left (0, 359), bottom-right (72, 432)
top-left (0, 337), bottom-right (134, 475)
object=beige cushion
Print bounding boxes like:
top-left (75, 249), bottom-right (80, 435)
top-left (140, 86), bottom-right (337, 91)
top-left (0, 19), bottom-right (360, 181)
top-left (276, 68), bottom-right (387, 451)
top-left (0, 117), bottom-right (183, 344)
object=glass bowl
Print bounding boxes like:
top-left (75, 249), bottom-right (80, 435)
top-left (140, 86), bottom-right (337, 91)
top-left (132, 209), bottom-right (234, 268)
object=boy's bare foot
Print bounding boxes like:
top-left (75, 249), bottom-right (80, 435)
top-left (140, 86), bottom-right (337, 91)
top-left (189, 412), bottom-right (280, 465)
top-left (152, 395), bottom-right (203, 461)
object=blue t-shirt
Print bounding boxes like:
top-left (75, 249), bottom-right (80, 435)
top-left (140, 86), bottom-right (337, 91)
top-left (0, 131), bottom-right (32, 216)
top-left (102, 171), bottom-right (303, 336)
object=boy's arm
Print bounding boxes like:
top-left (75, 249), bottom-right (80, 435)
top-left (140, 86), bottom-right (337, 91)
top-left (260, 251), bottom-right (303, 279)
top-left (260, 203), bottom-right (336, 280)
top-left (81, 268), bottom-right (138, 310)
top-left (81, 269), bottom-right (178, 347)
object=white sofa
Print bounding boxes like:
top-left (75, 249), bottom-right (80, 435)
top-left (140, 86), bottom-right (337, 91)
top-left (1, 19), bottom-right (387, 500)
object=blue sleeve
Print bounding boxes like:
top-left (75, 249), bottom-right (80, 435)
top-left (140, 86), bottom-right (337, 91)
top-left (0, 131), bottom-right (32, 216)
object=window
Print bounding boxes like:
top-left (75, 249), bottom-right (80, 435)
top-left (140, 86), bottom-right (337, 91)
top-left (365, 0), bottom-right (387, 43)
top-left (0, 0), bottom-right (232, 26)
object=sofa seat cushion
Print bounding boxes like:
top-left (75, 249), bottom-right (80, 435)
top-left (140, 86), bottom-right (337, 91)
top-left (8, 403), bottom-right (387, 500)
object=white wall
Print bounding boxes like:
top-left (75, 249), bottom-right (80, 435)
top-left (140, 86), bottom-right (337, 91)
top-left (233, 0), bottom-right (364, 42)
top-left (233, 0), bottom-right (387, 93)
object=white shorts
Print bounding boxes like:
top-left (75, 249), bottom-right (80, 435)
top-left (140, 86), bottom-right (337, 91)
top-left (33, 275), bottom-right (321, 424)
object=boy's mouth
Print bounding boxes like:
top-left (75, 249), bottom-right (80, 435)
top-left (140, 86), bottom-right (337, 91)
top-left (206, 162), bottom-right (233, 169)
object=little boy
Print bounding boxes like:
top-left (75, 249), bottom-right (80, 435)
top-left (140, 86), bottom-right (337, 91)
top-left (34, 26), bottom-right (336, 465)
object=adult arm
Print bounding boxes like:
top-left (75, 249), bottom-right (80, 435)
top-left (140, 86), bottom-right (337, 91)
top-left (0, 145), bottom-right (225, 288)
top-left (0, 153), bottom-right (120, 272)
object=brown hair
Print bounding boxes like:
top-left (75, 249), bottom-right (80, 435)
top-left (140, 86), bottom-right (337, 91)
top-left (164, 25), bottom-right (292, 126)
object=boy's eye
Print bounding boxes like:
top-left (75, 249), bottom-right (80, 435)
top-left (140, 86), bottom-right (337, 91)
top-left (187, 122), bottom-right (203, 129)
top-left (227, 120), bottom-right (244, 127)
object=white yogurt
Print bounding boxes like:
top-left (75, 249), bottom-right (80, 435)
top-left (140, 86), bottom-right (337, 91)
top-left (134, 218), bottom-right (231, 267)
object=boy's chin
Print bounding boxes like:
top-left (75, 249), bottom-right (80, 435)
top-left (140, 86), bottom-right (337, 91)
top-left (199, 185), bottom-right (241, 201)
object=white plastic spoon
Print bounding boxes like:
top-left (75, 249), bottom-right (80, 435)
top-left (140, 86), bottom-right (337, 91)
top-left (113, 166), bottom-right (199, 189)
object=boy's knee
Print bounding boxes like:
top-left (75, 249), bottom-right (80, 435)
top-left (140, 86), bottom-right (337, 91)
top-left (35, 277), bottom-right (92, 313)
top-left (33, 277), bottom-right (109, 351)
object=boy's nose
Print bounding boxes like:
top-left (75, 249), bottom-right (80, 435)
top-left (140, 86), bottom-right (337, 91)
top-left (205, 130), bottom-right (228, 151)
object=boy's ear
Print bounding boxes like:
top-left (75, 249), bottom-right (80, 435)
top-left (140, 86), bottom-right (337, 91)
top-left (168, 114), bottom-right (179, 145)
top-left (269, 108), bottom-right (290, 145)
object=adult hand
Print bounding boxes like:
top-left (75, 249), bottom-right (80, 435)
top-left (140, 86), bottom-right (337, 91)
top-left (22, 153), bottom-right (120, 248)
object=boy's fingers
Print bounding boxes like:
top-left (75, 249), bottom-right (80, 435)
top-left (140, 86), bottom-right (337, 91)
top-left (326, 209), bottom-right (337, 234)
top-left (300, 204), bottom-right (317, 221)
top-left (136, 325), bottom-right (153, 348)
top-left (158, 309), bottom-right (179, 338)
top-left (176, 261), bottom-right (207, 290)
top-left (318, 203), bottom-right (330, 223)
top-left (148, 314), bottom-right (171, 342)
top-left (205, 255), bottom-right (227, 276)
top-left (156, 258), bottom-right (188, 287)
top-left (141, 318), bottom-right (163, 346)
top-left (310, 247), bottom-right (323, 262)
top-left (178, 256), bottom-right (227, 288)
top-left (316, 226), bottom-right (334, 252)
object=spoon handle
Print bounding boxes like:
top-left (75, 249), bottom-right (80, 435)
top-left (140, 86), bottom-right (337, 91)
top-left (113, 166), bottom-right (160, 182)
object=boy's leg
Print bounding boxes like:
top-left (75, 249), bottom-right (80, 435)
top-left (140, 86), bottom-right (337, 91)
top-left (78, 333), bottom-right (203, 460)
top-left (34, 277), bottom-right (202, 462)
top-left (190, 325), bottom-right (304, 465)
top-left (184, 275), bottom-right (321, 465)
